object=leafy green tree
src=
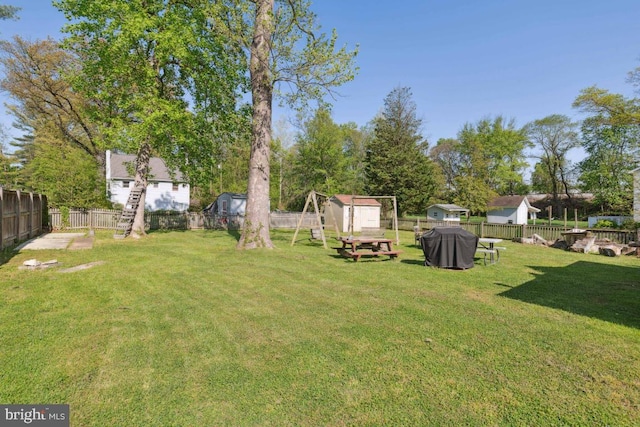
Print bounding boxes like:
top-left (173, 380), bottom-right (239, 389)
top-left (290, 108), bottom-right (348, 197)
top-left (0, 4), bottom-right (19, 21)
top-left (578, 118), bottom-right (639, 213)
top-left (341, 122), bottom-right (369, 196)
top-left (55, 0), bottom-right (249, 237)
top-left (429, 137), bottom-right (464, 196)
top-left (0, 129), bottom-right (20, 188)
top-left (225, 0), bottom-right (358, 249)
top-left (529, 162), bottom-right (554, 194)
top-left (573, 68), bottom-right (640, 214)
top-left (0, 37), bottom-right (106, 176)
top-left (524, 114), bottom-right (579, 216)
top-left (365, 86), bottom-right (442, 216)
top-left (574, 86), bottom-right (640, 126)
top-left (24, 131), bottom-right (108, 208)
top-left (453, 116), bottom-right (530, 213)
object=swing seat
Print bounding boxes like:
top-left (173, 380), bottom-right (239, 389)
top-left (310, 227), bottom-right (322, 240)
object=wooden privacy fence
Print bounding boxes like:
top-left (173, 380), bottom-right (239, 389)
top-left (49, 209), bottom-right (321, 231)
top-left (0, 188), bottom-right (47, 249)
top-left (406, 220), bottom-right (637, 245)
top-left (48, 209), bottom-right (246, 231)
top-left (48, 209), bottom-right (637, 245)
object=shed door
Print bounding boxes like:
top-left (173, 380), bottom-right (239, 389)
top-left (352, 206), bottom-right (379, 231)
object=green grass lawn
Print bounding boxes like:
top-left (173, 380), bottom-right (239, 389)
top-left (1, 229), bottom-right (639, 426)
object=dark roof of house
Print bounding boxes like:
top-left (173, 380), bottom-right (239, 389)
top-left (332, 194), bottom-right (381, 207)
top-left (109, 152), bottom-right (185, 182)
top-left (488, 195), bottom-right (527, 209)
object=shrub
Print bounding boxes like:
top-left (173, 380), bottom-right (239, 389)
top-left (593, 219), bottom-right (617, 229)
top-left (620, 219), bottom-right (640, 230)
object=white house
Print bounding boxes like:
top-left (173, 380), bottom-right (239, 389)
top-left (105, 150), bottom-right (190, 211)
top-left (204, 192), bottom-right (247, 217)
top-left (487, 195), bottom-right (540, 225)
top-left (329, 194), bottom-right (381, 233)
top-left (426, 204), bottom-right (469, 222)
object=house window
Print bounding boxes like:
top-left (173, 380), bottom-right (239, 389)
top-left (152, 182), bottom-right (159, 188)
top-left (172, 183), bottom-right (179, 191)
top-left (123, 181), bottom-right (130, 188)
top-left (221, 200), bottom-right (228, 215)
top-left (433, 212), bottom-right (438, 218)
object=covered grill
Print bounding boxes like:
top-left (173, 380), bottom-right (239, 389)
top-left (420, 227), bottom-right (478, 269)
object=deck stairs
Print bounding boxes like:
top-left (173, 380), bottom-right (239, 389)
top-left (113, 186), bottom-right (144, 239)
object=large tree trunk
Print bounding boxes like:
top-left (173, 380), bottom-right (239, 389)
top-left (130, 142), bottom-right (151, 238)
top-left (237, 0), bottom-right (274, 249)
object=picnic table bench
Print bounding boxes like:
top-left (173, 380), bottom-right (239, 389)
top-left (476, 238), bottom-right (504, 265)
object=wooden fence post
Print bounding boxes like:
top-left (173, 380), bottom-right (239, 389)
top-left (27, 192), bottom-right (31, 238)
top-left (16, 189), bottom-right (21, 244)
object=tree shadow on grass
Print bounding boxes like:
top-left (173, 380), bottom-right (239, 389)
top-left (499, 261), bottom-right (640, 329)
top-left (0, 247), bottom-right (18, 268)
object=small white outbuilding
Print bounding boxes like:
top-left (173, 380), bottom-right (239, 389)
top-left (426, 204), bottom-right (469, 222)
top-left (329, 194), bottom-right (381, 233)
top-left (203, 192), bottom-right (247, 217)
top-left (487, 195), bottom-right (540, 225)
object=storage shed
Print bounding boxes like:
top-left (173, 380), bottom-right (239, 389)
top-left (329, 195), bottom-right (381, 233)
top-left (487, 195), bottom-right (540, 225)
top-left (426, 204), bottom-right (469, 222)
top-left (204, 192), bottom-right (247, 217)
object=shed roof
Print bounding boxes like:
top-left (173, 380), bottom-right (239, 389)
top-left (488, 195), bottom-right (540, 213)
top-left (428, 204), bottom-right (469, 212)
top-left (332, 194), bottom-right (381, 207)
top-left (109, 152), bottom-right (185, 182)
top-left (218, 192), bottom-right (247, 199)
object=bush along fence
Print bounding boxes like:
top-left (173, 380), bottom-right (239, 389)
top-left (49, 208), bottom-right (638, 245)
top-left (0, 188), bottom-right (47, 250)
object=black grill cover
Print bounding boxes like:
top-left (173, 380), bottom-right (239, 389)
top-left (420, 227), bottom-right (478, 269)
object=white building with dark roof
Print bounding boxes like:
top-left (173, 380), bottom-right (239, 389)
top-left (487, 195), bottom-right (540, 225)
top-left (105, 150), bottom-right (190, 211)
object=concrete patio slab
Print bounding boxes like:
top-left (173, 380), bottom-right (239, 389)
top-left (15, 233), bottom-right (88, 251)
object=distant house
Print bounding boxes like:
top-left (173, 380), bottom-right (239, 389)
top-left (426, 204), bottom-right (469, 222)
top-left (106, 150), bottom-right (190, 211)
top-left (329, 194), bottom-right (381, 233)
top-left (204, 192), bottom-right (247, 217)
top-left (487, 195), bottom-right (540, 225)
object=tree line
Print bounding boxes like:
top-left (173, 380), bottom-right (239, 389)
top-left (1, 1), bottom-right (639, 248)
top-left (0, 0), bottom-right (357, 248)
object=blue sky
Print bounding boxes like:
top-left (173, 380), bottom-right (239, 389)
top-left (2, 0), bottom-right (640, 159)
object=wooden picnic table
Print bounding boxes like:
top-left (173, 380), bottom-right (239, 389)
top-left (335, 237), bottom-right (402, 261)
